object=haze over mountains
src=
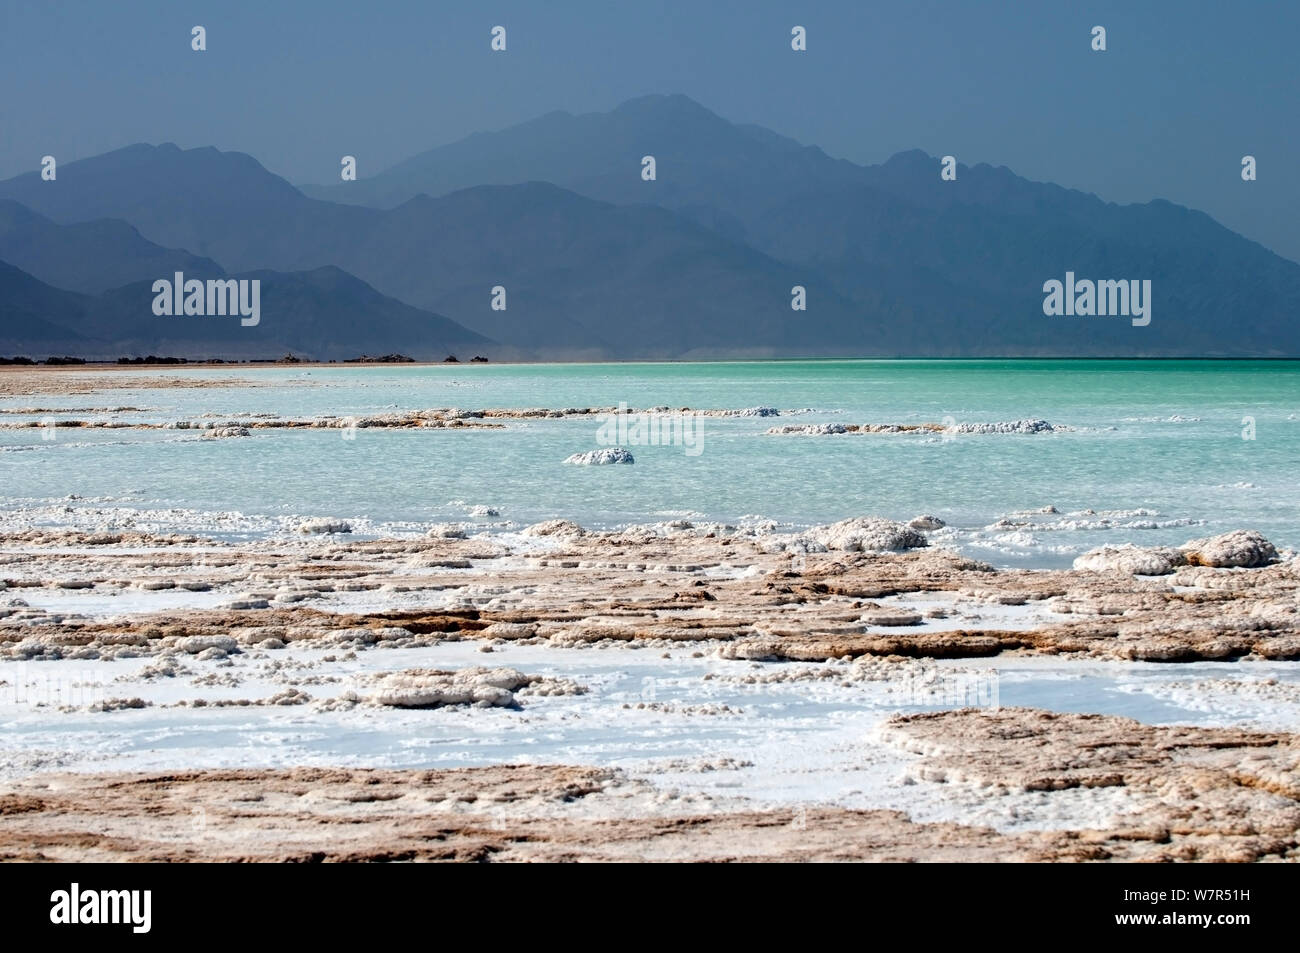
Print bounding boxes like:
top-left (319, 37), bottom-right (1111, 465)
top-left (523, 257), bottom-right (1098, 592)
top-left (2, 94), bottom-right (1297, 359)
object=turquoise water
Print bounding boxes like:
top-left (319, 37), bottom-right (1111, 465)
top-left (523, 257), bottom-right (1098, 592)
top-left (3, 360), bottom-right (1298, 568)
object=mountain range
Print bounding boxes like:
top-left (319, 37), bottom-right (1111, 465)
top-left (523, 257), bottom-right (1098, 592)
top-left (0, 244), bottom-right (492, 362)
top-left (1, 94), bottom-right (1296, 359)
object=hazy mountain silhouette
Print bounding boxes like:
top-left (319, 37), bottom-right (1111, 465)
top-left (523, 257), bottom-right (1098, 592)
top-left (4, 95), bottom-right (1299, 357)
top-left (0, 260), bottom-right (97, 355)
top-left (299, 95), bottom-right (1300, 356)
top-left (88, 266), bottom-right (496, 361)
top-left (0, 257), bottom-right (495, 361)
top-left (302, 94), bottom-right (867, 239)
top-left (298, 183), bottom-right (871, 356)
top-left (0, 146), bottom-right (867, 357)
top-left (0, 144), bottom-right (376, 271)
top-left (0, 200), bottom-right (222, 294)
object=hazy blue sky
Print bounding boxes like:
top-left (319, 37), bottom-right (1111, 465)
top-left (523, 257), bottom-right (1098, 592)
top-left (2, 0), bottom-right (1296, 260)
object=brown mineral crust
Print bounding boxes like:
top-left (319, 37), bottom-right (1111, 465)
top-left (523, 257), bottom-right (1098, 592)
top-left (0, 369), bottom-right (263, 396)
top-left (3, 708), bottom-right (1297, 862)
top-left (884, 707), bottom-right (1300, 862)
top-left (3, 527), bottom-right (1299, 662)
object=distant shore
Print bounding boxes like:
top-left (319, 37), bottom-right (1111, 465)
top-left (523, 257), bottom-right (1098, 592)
top-left (4, 356), bottom-right (1300, 375)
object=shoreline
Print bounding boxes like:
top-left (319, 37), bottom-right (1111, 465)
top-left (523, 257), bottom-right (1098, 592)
top-left (5, 356), bottom-right (1300, 372)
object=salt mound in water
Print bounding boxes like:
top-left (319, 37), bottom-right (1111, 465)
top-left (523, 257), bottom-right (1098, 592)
top-left (948, 418), bottom-right (1061, 434)
top-left (564, 448), bottom-right (635, 465)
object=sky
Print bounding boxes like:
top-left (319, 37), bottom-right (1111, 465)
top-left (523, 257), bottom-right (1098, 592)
top-left (1, 0), bottom-right (1296, 261)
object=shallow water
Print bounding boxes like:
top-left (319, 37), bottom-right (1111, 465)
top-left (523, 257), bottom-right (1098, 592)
top-left (3, 359), bottom-right (1298, 568)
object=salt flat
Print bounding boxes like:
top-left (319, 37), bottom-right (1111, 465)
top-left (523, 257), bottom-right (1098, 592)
top-left (2, 362), bottom-right (1298, 861)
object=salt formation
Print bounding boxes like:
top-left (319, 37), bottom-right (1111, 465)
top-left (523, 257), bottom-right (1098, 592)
top-left (1181, 530), bottom-right (1278, 568)
top-left (298, 518), bottom-right (352, 534)
top-left (366, 667), bottom-right (584, 708)
top-left (564, 448), bottom-right (635, 465)
top-left (1073, 544), bottom-right (1187, 576)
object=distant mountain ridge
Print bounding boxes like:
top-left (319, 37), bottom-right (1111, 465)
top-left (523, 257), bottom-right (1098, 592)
top-left (0, 255), bottom-right (495, 361)
top-left (0, 259), bottom-right (95, 356)
top-left (0, 199), bottom-right (222, 294)
top-left (2, 94), bottom-right (1298, 358)
top-left (0, 144), bottom-right (870, 358)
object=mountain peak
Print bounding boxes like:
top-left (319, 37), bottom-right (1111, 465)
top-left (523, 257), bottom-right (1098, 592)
top-left (615, 92), bottom-right (706, 109)
top-left (611, 93), bottom-right (724, 122)
top-left (882, 149), bottom-right (936, 170)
